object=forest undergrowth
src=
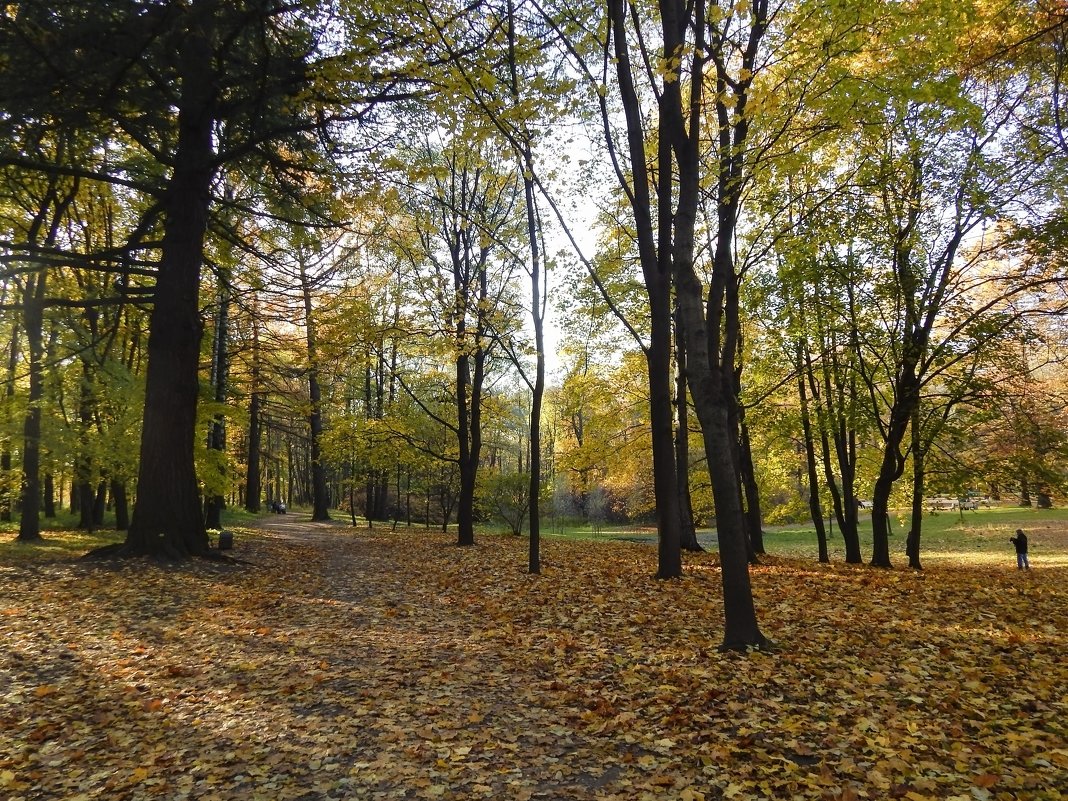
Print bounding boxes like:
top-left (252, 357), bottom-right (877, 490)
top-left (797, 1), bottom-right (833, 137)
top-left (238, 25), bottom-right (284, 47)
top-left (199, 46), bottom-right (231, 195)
top-left (1, 517), bottom-right (1065, 800)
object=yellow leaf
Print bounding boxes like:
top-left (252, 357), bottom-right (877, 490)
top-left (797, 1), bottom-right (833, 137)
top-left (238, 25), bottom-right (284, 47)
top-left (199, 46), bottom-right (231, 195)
top-left (34, 685), bottom-right (57, 697)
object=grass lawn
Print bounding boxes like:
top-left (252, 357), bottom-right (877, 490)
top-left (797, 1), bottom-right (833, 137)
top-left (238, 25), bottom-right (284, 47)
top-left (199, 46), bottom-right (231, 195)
top-left (537, 506), bottom-right (1068, 567)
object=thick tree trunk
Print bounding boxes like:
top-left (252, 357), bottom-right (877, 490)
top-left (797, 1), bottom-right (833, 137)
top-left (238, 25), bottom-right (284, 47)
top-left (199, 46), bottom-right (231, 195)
top-left (245, 391), bottom-right (263, 513)
top-left (647, 274), bottom-right (683, 578)
top-left (17, 272), bottom-right (45, 542)
top-left (78, 481), bottom-right (94, 534)
top-left (112, 479), bottom-right (129, 531)
top-left (94, 481), bottom-right (106, 526)
top-left (870, 369), bottom-right (918, 568)
top-left (43, 473), bottom-right (55, 518)
top-left (124, 13), bottom-right (215, 558)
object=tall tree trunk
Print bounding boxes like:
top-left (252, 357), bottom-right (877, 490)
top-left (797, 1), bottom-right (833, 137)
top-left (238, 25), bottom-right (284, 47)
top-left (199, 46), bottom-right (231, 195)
top-left (812, 293), bottom-right (862, 562)
top-left (675, 310), bottom-right (701, 552)
top-left (306, 370), bottom-right (329, 520)
top-left (647, 280), bottom-right (683, 578)
top-left (363, 358), bottom-right (374, 521)
top-left (526, 210), bottom-right (546, 574)
top-left (76, 360), bottom-right (95, 533)
top-left (125, 11), bottom-right (215, 558)
top-left (502, 0), bottom-right (548, 573)
top-left (738, 418), bottom-right (765, 555)
top-left (17, 271), bottom-right (46, 541)
top-left (1, 311), bottom-right (19, 523)
top-left (796, 341), bottom-right (828, 563)
top-left (93, 480), bottom-right (106, 526)
top-left (245, 316), bottom-right (263, 512)
top-left (112, 478), bottom-right (129, 531)
top-left (18, 167), bottom-right (76, 542)
top-left (907, 405), bottom-right (924, 570)
top-left (870, 366), bottom-right (919, 568)
top-left (204, 278), bottom-right (230, 529)
top-left (43, 473), bottom-right (55, 519)
top-left (664, 0), bottom-right (768, 645)
top-left (605, 0), bottom-right (681, 578)
top-left (245, 391), bottom-right (263, 512)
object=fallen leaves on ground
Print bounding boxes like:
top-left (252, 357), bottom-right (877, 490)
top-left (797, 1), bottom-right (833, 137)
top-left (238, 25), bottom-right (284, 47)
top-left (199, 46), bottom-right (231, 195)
top-left (1, 519), bottom-right (1065, 800)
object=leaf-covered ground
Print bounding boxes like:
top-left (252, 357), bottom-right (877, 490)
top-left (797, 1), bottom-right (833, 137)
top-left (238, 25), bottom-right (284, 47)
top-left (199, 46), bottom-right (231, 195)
top-left (1, 517), bottom-right (1065, 800)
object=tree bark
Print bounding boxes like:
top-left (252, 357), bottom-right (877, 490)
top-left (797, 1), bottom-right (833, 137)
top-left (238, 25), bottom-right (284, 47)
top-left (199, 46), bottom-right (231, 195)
top-left (606, 0), bottom-right (681, 578)
top-left (907, 405), bottom-right (924, 569)
top-left (663, 0), bottom-right (768, 644)
top-left (299, 257), bottom-right (330, 522)
top-left (1, 312), bottom-right (19, 523)
top-left (675, 311), bottom-right (701, 552)
top-left (739, 418), bottom-right (765, 556)
top-left (112, 478), bottom-right (129, 531)
top-left (17, 271), bottom-right (46, 541)
top-left (870, 364), bottom-right (919, 568)
top-left (43, 473), bottom-right (55, 519)
top-left (125, 9), bottom-right (215, 558)
top-left (245, 313), bottom-right (263, 513)
top-left (204, 278), bottom-right (230, 529)
top-left (812, 293), bottom-right (862, 562)
top-left (796, 341), bottom-right (828, 563)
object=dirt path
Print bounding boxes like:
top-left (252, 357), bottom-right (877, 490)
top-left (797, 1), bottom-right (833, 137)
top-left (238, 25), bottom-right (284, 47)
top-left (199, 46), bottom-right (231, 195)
top-left (246, 510), bottom-right (354, 541)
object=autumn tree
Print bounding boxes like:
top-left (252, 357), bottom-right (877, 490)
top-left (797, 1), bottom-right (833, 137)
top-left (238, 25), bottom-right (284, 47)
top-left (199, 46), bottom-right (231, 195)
top-left (387, 123), bottom-right (526, 546)
top-left (1, 0), bottom-right (412, 557)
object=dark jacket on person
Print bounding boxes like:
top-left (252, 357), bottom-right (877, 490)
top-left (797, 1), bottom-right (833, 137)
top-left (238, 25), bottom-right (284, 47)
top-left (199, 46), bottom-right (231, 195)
top-left (1010, 531), bottom-right (1028, 554)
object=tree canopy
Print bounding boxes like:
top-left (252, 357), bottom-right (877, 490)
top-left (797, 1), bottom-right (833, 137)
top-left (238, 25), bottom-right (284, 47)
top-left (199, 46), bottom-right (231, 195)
top-left (0, 0), bottom-right (1066, 648)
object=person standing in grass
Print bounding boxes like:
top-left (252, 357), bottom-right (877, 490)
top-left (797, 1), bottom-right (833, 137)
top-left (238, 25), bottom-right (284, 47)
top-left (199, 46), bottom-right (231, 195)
top-left (1010, 529), bottom-right (1030, 570)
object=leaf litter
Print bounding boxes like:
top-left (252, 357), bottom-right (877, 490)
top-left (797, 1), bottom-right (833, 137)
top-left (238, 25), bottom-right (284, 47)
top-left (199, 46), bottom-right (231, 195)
top-left (1, 520), bottom-right (1065, 800)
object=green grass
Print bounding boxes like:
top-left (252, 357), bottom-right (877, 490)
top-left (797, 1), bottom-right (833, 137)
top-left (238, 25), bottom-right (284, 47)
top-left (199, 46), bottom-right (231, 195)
top-left (0, 524), bottom-right (124, 561)
top-left (5, 504), bottom-right (1067, 567)
top-left (760, 505), bottom-right (1068, 564)
top-left (532, 506), bottom-right (1068, 566)
top-left (0, 505), bottom-right (266, 562)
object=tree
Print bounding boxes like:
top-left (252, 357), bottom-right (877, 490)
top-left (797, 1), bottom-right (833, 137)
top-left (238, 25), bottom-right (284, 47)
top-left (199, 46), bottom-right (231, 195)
top-left (1, 0), bottom-right (399, 557)
top-left (535, 0), bottom-right (771, 640)
top-left (389, 125), bottom-right (525, 546)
